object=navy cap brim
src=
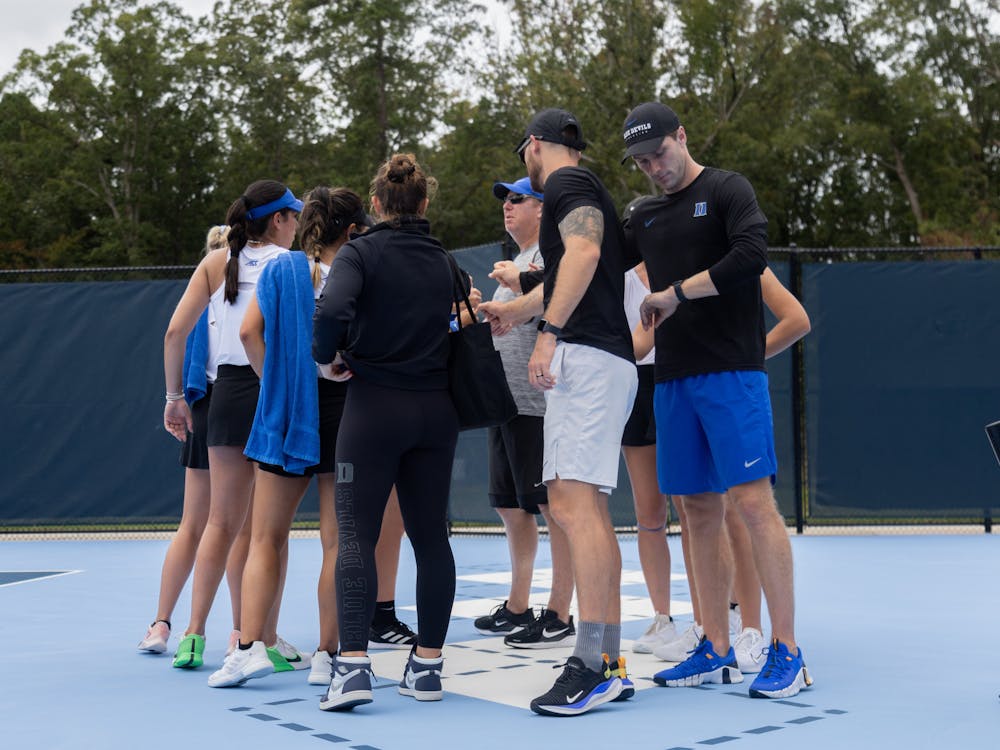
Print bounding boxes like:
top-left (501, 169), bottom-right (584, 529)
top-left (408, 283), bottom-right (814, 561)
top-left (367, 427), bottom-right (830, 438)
top-left (621, 135), bottom-right (667, 164)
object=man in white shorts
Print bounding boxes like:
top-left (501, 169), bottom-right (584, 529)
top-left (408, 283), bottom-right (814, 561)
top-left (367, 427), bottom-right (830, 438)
top-left (511, 108), bottom-right (638, 717)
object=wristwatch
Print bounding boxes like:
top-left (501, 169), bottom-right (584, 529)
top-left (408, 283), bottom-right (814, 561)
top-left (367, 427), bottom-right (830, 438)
top-left (672, 279), bottom-right (690, 303)
top-left (537, 319), bottom-right (563, 337)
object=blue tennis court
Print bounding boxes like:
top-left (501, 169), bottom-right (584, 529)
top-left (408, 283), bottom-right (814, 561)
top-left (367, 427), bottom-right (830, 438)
top-left (1, 532), bottom-right (996, 749)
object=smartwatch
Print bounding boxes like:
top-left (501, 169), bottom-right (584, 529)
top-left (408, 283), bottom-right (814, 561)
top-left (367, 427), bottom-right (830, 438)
top-left (672, 279), bottom-right (690, 303)
top-left (537, 319), bottom-right (563, 337)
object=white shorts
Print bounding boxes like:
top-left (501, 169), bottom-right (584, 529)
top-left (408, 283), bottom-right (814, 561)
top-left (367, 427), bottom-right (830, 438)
top-left (542, 343), bottom-right (638, 494)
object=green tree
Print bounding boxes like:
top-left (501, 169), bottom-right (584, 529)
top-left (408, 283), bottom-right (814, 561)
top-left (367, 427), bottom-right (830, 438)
top-left (6, 0), bottom-right (220, 265)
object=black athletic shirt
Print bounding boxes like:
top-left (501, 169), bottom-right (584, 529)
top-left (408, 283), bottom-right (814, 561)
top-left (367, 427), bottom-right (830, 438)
top-left (312, 216), bottom-right (462, 391)
top-left (539, 166), bottom-right (634, 363)
top-left (623, 167), bottom-right (768, 381)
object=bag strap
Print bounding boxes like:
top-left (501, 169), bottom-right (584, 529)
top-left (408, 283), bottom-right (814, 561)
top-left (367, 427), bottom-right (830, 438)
top-left (443, 251), bottom-right (476, 330)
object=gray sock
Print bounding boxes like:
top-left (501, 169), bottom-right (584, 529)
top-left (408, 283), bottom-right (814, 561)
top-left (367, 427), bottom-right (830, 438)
top-left (601, 623), bottom-right (622, 662)
top-left (572, 620), bottom-right (605, 672)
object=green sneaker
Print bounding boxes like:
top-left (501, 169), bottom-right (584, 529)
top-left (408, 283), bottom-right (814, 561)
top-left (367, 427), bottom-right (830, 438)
top-left (172, 633), bottom-right (205, 669)
top-left (267, 636), bottom-right (311, 673)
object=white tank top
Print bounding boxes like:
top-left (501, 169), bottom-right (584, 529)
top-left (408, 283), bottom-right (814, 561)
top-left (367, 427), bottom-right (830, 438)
top-left (212, 243), bottom-right (288, 368)
top-left (624, 268), bottom-right (655, 366)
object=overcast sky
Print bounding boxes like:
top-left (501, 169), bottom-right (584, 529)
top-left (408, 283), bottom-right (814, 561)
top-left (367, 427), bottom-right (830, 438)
top-left (2, 0), bottom-right (511, 78)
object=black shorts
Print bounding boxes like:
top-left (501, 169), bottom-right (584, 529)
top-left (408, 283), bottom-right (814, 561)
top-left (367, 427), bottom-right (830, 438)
top-left (206, 365), bottom-right (260, 447)
top-left (488, 414), bottom-right (547, 514)
top-left (622, 364), bottom-right (656, 447)
top-left (179, 383), bottom-right (212, 470)
top-left (258, 378), bottom-right (349, 478)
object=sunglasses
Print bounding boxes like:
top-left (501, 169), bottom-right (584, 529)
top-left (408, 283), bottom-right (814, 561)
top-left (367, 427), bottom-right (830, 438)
top-left (504, 193), bottom-right (532, 205)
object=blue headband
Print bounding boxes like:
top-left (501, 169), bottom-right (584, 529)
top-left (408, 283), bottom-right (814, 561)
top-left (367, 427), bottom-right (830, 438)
top-left (245, 188), bottom-right (304, 221)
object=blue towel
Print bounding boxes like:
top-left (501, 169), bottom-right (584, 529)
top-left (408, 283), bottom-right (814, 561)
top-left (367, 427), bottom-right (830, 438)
top-left (244, 252), bottom-right (320, 473)
top-left (183, 310), bottom-right (209, 405)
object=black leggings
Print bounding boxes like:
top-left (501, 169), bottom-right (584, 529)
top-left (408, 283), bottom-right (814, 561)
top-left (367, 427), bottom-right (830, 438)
top-left (334, 378), bottom-right (459, 652)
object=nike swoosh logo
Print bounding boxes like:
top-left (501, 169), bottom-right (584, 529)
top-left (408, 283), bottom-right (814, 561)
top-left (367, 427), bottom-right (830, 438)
top-left (744, 457), bottom-right (762, 468)
top-left (285, 654), bottom-right (302, 663)
top-left (644, 217), bottom-right (656, 227)
top-left (542, 628), bottom-right (569, 638)
top-left (566, 690), bottom-right (584, 703)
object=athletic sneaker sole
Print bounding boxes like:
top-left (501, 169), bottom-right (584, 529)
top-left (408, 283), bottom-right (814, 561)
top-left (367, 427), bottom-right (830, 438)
top-left (307, 671), bottom-right (332, 686)
top-left (749, 667), bottom-right (811, 698)
top-left (654, 665), bottom-right (743, 687)
top-left (138, 641), bottom-right (167, 654)
top-left (529, 678), bottom-right (623, 716)
top-left (319, 691), bottom-right (373, 711)
top-left (367, 640), bottom-right (416, 650)
top-left (504, 635), bottom-right (577, 649)
top-left (207, 660), bottom-right (274, 688)
top-left (474, 625), bottom-right (526, 636)
top-left (398, 685), bottom-right (443, 701)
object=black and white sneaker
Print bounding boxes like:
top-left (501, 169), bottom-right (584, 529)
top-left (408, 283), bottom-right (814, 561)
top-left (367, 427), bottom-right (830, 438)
top-left (368, 618), bottom-right (418, 650)
top-left (473, 600), bottom-right (534, 635)
top-left (530, 656), bottom-right (622, 716)
top-left (504, 609), bottom-right (576, 649)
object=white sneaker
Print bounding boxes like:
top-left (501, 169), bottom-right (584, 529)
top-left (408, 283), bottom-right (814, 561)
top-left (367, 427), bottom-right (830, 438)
top-left (225, 629), bottom-right (241, 657)
top-left (653, 622), bottom-right (703, 662)
top-left (268, 635), bottom-right (311, 671)
top-left (137, 620), bottom-right (170, 653)
top-left (632, 613), bottom-right (678, 654)
top-left (308, 650), bottom-right (334, 685)
top-left (207, 641), bottom-right (273, 687)
top-left (729, 605), bottom-right (742, 639)
top-left (733, 627), bottom-right (766, 673)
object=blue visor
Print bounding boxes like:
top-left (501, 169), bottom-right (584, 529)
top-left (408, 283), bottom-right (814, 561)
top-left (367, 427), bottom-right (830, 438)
top-left (245, 188), bottom-right (304, 221)
top-left (492, 177), bottom-right (543, 201)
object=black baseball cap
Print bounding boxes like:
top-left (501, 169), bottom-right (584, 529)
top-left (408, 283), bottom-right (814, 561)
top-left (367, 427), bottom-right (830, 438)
top-left (621, 102), bottom-right (681, 163)
top-left (515, 108), bottom-right (587, 162)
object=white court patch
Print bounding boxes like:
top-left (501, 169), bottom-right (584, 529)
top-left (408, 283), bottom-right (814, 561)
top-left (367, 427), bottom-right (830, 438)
top-left (369, 636), bottom-right (672, 710)
top-left (403, 567), bottom-right (693, 622)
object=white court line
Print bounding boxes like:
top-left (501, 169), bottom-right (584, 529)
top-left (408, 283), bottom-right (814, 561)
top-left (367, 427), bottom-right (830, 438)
top-left (0, 570), bottom-right (83, 588)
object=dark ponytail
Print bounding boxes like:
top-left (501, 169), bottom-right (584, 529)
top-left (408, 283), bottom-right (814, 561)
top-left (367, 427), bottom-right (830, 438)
top-left (299, 186), bottom-right (366, 289)
top-left (222, 180), bottom-right (288, 304)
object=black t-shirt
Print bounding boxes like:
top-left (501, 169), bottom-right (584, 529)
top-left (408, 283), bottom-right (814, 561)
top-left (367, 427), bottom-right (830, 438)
top-left (624, 167), bottom-right (769, 381)
top-left (539, 166), bottom-right (634, 363)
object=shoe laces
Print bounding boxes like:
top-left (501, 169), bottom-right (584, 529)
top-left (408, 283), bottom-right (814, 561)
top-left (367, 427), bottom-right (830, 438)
top-left (757, 642), bottom-right (792, 679)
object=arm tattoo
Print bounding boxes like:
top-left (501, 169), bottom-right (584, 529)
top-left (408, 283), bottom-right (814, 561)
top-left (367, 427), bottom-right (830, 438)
top-left (559, 206), bottom-right (604, 247)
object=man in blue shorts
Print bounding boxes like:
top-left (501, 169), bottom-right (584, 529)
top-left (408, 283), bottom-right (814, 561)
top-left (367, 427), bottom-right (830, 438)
top-left (509, 108), bottom-right (638, 716)
top-left (623, 101), bottom-right (812, 699)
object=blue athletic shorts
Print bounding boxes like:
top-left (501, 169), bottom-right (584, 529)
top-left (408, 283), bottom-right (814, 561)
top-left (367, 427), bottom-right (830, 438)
top-left (653, 370), bottom-right (776, 495)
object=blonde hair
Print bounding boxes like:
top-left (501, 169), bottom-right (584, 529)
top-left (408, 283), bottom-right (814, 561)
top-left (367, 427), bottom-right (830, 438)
top-left (204, 225), bottom-right (230, 256)
top-left (370, 153), bottom-right (437, 223)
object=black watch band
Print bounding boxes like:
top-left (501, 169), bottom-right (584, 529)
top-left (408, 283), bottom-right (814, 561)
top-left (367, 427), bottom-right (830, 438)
top-left (672, 279), bottom-right (690, 303)
top-left (537, 319), bottom-right (563, 337)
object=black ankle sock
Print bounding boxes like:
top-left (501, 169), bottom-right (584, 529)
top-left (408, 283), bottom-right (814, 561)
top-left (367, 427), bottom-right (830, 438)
top-left (153, 618), bottom-right (171, 630)
top-left (372, 600), bottom-right (396, 628)
top-left (238, 641), bottom-right (252, 650)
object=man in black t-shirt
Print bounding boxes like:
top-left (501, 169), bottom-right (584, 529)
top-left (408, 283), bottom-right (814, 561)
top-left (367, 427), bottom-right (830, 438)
top-left (623, 101), bottom-right (811, 699)
top-left (510, 108), bottom-right (637, 717)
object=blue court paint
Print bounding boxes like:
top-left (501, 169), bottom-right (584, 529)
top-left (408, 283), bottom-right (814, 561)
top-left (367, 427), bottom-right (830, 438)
top-left (1, 535), bottom-right (998, 749)
top-left (0, 570), bottom-right (77, 586)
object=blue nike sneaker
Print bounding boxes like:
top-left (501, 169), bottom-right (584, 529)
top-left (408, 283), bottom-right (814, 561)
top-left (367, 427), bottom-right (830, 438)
top-left (653, 636), bottom-right (743, 687)
top-left (748, 640), bottom-right (813, 698)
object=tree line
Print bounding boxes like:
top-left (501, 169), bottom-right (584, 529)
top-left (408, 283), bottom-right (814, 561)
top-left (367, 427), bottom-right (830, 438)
top-left (0, 0), bottom-right (996, 269)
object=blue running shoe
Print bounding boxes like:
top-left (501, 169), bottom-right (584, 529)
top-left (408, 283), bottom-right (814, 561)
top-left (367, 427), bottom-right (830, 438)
top-left (530, 656), bottom-right (622, 716)
top-left (398, 648), bottom-right (444, 701)
top-left (319, 655), bottom-right (374, 711)
top-left (653, 636), bottom-right (743, 687)
top-left (748, 640), bottom-right (813, 699)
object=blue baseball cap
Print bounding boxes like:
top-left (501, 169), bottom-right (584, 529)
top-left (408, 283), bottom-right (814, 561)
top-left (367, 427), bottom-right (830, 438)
top-left (492, 176), bottom-right (544, 202)
top-left (245, 188), bottom-right (304, 221)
